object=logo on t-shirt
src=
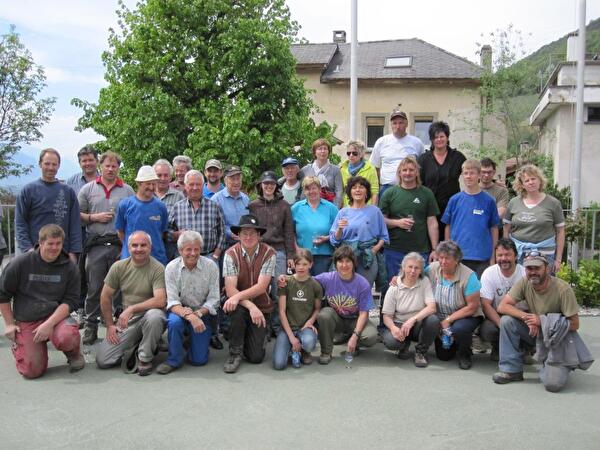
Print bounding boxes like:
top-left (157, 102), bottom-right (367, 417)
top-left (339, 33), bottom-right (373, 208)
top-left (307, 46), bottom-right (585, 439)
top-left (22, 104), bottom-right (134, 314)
top-left (413, 198), bottom-right (421, 204)
top-left (149, 215), bottom-right (161, 221)
top-left (292, 289), bottom-right (307, 302)
top-left (473, 209), bottom-right (484, 215)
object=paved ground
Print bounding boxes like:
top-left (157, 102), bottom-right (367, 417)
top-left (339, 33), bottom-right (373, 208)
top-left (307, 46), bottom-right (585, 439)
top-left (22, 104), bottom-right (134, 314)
top-left (0, 318), bottom-right (598, 449)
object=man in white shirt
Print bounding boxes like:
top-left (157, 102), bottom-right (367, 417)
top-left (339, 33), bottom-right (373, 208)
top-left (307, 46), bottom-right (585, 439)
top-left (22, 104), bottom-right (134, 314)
top-left (370, 108), bottom-right (424, 199)
top-left (479, 238), bottom-right (525, 360)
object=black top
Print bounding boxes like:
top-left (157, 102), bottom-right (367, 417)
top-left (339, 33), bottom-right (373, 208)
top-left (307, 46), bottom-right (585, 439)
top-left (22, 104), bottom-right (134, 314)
top-left (417, 147), bottom-right (466, 215)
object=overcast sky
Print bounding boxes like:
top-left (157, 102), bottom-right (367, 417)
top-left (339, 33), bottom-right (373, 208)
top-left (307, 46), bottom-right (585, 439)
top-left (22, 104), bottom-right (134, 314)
top-left (1, 0), bottom-right (598, 165)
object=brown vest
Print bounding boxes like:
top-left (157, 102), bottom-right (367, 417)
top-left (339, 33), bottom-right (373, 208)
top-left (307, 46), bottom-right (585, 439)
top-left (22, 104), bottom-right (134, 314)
top-left (226, 242), bottom-right (276, 313)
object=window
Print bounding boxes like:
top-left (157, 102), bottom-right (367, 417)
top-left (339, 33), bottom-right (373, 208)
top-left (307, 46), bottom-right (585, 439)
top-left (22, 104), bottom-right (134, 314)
top-left (587, 106), bottom-right (600, 123)
top-left (413, 116), bottom-right (435, 147)
top-left (365, 116), bottom-right (386, 148)
top-left (385, 56), bottom-right (412, 68)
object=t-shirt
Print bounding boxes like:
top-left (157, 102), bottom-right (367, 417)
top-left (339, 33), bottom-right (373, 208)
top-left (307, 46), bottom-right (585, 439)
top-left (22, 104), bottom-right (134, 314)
top-left (480, 264), bottom-right (526, 310)
top-left (381, 277), bottom-right (435, 322)
top-left (504, 195), bottom-right (565, 244)
top-left (379, 185), bottom-right (439, 253)
top-left (291, 199), bottom-right (338, 256)
top-left (425, 264), bottom-right (481, 318)
top-left (115, 196), bottom-right (169, 265)
top-left (278, 276), bottom-right (323, 330)
top-left (104, 256), bottom-right (166, 309)
top-left (369, 133), bottom-right (425, 185)
top-left (508, 277), bottom-right (578, 317)
top-left (418, 148), bottom-right (466, 215)
top-left (314, 271), bottom-right (374, 319)
top-left (481, 183), bottom-right (509, 210)
top-left (329, 205), bottom-right (389, 245)
top-left (442, 191), bottom-right (500, 261)
top-left (281, 182), bottom-right (301, 205)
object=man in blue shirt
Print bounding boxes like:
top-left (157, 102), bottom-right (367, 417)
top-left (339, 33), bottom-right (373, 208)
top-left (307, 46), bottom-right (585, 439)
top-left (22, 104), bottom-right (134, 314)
top-left (441, 159), bottom-right (500, 278)
top-left (203, 159), bottom-right (224, 199)
top-left (211, 166), bottom-right (250, 249)
top-left (115, 166), bottom-right (169, 265)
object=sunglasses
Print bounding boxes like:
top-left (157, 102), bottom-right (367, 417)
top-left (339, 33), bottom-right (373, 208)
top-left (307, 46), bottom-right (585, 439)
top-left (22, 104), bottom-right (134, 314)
top-left (523, 250), bottom-right (542, 258)
top-left (346, 151), bottom-right (359, 157)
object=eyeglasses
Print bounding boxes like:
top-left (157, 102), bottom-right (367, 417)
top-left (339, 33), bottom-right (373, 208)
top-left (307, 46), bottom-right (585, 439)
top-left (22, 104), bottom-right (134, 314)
top-left (346, 151), bottom-right (359, 157)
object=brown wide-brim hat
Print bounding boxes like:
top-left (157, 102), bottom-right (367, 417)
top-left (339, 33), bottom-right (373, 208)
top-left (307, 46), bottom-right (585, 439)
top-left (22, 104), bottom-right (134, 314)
top-left (230, 214), bottom-right (267, 236)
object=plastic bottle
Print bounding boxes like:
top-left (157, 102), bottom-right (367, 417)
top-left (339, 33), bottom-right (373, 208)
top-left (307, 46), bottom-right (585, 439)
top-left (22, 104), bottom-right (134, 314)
top-left (442, 327), bottom-right (453, 349)
top-left (291, 351), bottom-right (301, 368)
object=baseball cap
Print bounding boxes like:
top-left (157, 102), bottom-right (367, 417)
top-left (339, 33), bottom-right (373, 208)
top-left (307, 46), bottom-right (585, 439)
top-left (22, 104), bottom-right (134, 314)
top-left (205, 159), bottom-right (222, 170)
top-left (281, 157), bottom-right (299, 167)
top-left (224, 165), bottom-right (242, 177)
top-left (390, 108), bottom-right (407, 121)
top-left (523, 251), bottom-right (549, 267)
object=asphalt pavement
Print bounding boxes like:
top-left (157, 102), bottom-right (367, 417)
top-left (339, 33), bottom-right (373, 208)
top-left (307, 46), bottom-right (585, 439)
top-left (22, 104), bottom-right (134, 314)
top-left (0, 317), bottom-right (598, 449)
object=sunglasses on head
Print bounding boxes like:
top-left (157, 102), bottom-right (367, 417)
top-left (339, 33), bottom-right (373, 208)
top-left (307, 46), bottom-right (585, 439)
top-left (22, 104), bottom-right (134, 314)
top-left (346, 151), bottom-right (359, 157)
top-left (523, 250), bottom-right (542, 258)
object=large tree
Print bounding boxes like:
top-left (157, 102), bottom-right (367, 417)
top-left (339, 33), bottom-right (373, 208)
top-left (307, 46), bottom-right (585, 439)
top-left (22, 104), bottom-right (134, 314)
top-left (74, 0), bottom-right (332, 181)
top-left (0, 26), bottom-right (56, 179)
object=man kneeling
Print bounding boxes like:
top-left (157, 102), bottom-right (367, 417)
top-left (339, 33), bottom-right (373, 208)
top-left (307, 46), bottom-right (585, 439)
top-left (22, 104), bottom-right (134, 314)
top-left (0, 224), bottom-right (84, 379)
top-left (96, 231), bottom-right (166, 376)
top-left (156, 231), bottom-right (219, 374)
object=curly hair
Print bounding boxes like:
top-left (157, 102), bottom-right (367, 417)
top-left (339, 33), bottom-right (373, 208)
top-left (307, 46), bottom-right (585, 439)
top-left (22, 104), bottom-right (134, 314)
top-left (512, 164), bottom-right (547, 197)
top-left (345, 176), bottom-right (372, 205)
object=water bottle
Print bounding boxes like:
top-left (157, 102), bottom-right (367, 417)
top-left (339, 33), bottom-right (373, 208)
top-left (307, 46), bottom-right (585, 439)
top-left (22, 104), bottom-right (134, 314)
top-left (442, 327), bottom-right (453, 349)
top-left (291, 351), bottom-right (301, 368)
top-left (344, 351), bottom-right (354, 369)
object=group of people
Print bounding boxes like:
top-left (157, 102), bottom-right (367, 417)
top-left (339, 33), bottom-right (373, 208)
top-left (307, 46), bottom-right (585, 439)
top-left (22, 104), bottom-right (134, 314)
top-left (0, 107), bottom-right (593, 393)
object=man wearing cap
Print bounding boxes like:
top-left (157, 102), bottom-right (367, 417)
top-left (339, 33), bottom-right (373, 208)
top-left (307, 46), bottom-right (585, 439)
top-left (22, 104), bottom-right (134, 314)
top-left (222, 214), bottom-right (276, 373)
top-left (493, 252), bottom-right (582, 391)
top-left (78, 151), bottom-right (135, 344)
top-left (115, 165), bottom-right (169, 265)
top-left (278, 157), bottom-right (303, 205)
top-left (211, 165), bottom-right (250, 249)
top-left (369, 108), bottom-right (425, 199)
top-left (203, 159), bottom-right (224, 199)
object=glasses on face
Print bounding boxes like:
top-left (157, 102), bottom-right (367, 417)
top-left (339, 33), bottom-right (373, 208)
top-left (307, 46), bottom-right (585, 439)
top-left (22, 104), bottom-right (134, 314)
top-left (346, 151), bottom-right (359, 157)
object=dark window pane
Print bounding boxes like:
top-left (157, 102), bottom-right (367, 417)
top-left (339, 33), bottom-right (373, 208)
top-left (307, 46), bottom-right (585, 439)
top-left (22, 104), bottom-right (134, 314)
top-left (367, 125), bottom-right (384, 148)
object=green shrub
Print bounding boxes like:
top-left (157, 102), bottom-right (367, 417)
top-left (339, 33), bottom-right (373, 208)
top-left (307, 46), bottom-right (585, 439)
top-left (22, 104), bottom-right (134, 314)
top-left (557, 261), bottom-right (600, 307)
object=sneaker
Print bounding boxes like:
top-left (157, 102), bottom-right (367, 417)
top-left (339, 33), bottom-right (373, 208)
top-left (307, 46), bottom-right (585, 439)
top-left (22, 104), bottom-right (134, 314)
top-left (137, 361), bottom-right (153, 376)
top-left (223, 354), bottom-right (242, 373)
top-left (318, 353), bottom-right (332, 365)
top-left (493, 371), bottom-right (524, 384)
top-left (414, 352), bottom-right (428, 368)
top-left (490, 347), bottom-right (499, 362)
top-left (156, 362), bottom-right (176, 375)
top-left (458, 351), bottom-right (472, 370)
top-left (210, 335), bottom-right (224, 350)
top-left (81, 326), bottom-right (98, 346)
top-left (65, 351), bottom-right (85, 372)
top-left (301, 350), bottom-right (313, 365)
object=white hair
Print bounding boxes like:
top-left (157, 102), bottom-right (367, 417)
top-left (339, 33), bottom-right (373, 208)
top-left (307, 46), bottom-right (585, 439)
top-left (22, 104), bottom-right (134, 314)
top-left (153, 159), bottom-right (174, 176)
top-left (177, 230), bottom-right (204, 250)
top-left (184, 169), bottom-right (204, 185)
top-left (172, 155), bottom-right (192, 169)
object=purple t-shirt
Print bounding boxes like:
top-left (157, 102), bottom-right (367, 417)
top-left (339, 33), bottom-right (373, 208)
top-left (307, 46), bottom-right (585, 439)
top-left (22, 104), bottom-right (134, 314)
top-left (314, 271), bottom-right (374, 319)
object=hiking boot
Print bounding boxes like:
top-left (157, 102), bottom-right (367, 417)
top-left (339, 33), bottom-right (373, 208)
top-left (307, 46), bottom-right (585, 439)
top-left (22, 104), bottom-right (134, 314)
top-left (210, 335), bottom-right (224, 350)
top-left (458, 351), bottom-right (472, 370)
top-left (493, 371), bottom-right (524, 384)
top-left (414, 351), bottom-right (428, 368)
top-left (156, 362), bottom-right (176, 375)
top-left (81, 326), bottom-right (98, 346)
top-left (301, 350), bottom-right (313, 365)
top-left (224, 354), bottom-right (242, 373)
top-left (137, 361), bottom-right (153, 376)
top-left (65, 351), bottom-right (85, 372)
top-left (490, 346), bottom-right (499, 362)
top-left (318, 353), bottom-right (332, 365)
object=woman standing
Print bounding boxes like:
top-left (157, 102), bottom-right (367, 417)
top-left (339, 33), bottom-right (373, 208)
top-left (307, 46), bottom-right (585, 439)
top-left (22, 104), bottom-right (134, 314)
top-left (418, 121), bottom-right (466, 244)
top-left (301, 138), bottom-right (343, 208)
top-left (504, 164), bottom-right (565, 273)
top-left (291, 177), bottom-right (338, 276)
top-left (330, 176), bottom-right (389, 286)
top-left (422, 241), bottom-right (482, 370)
top-left (339, 140), bottom-right (379, 206)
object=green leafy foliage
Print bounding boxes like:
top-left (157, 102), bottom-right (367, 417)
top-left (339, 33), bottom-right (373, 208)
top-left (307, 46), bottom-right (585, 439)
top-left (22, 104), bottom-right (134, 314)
top-left (0, 26), bottom-right (56, 179)
top-left (557, 260), bottom-right (600, 307)
top-left (73, 0), bottom-right (333, 184)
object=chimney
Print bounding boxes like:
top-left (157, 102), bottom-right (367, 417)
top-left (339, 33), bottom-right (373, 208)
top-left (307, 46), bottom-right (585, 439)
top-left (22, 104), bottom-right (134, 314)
top-left (333, 30), bottom-right (347, 43)
top-left (480, 45), bottom-right (492, 71)
top-left (566, 31), bottom-right (578, 62)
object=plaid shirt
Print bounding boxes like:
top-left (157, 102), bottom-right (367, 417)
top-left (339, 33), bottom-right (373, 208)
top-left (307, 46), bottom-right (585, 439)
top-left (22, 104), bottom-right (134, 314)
top-left (169, 197), bottom-right (225, 253)
top-left (157, 188), bottom-right (185, 216)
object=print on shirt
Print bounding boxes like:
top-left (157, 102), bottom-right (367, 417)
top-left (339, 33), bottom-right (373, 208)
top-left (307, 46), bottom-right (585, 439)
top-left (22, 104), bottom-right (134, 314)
top-left (328, 293), bottom-right (358, 317)
top-left (292, 289), bottom-right (307, 302)
top-left (53, 190), bottom-right (68, 224)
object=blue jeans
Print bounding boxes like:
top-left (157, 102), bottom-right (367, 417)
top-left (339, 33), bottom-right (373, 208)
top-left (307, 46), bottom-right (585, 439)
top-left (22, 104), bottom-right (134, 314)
top-left (426, 316), bottom-right (482, 360)
top-left (272, 328), bottom-right (317, 370)
top-left (166, 312), bottom-right (212, 368)
top-left (384, 248), bottom-right (429, 282)
top-left (311, 255), bottom-right (332, 276)
top-left (498, 315), bottom-right (536, 374)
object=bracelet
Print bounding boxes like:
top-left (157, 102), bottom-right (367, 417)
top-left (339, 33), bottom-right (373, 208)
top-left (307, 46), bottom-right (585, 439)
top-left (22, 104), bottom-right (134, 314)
top-left (352, 330), bottom-right (360, 338)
